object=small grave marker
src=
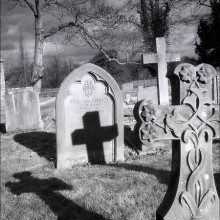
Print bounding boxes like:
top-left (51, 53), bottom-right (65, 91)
top-left (142, 37), bottom-right (180, 105)
top-left (56, 63), bottom-right (124, 168)
top-left (134, 63), bottom-right (219, 219)
top-left (5, 87), bottom-right (43, 132)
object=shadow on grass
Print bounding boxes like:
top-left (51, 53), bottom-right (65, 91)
top-left (107, 164), bottom-right (220, 195)
top-left (5, 171), bottom-right (105, 220)
top-left (107, 163), bottom-right (170, 185)
top-left (14, 132), bottom-right (56, 163)
top-left (0, 123), bottom-right (6, 133)
top-left (124, 125), bottom-right (140, 153)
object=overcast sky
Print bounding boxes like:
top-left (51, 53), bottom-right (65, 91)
top-left (1, 0), bottom-right (207, 67)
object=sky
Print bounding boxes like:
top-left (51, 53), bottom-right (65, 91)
top-left (0, 0), bottom-right (210, 67)
top-left (1, 0), bottom-right (98, 66)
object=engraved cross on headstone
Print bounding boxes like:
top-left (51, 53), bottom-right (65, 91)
top-left (142, 37), bottom-right (180, 105)
top-left (135, 63), bottom-right (219, 219)
top-left (72, 111), bottom-right (118, 164)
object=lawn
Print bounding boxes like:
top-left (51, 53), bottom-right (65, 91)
top-left (1, 99), bottom-right (219, 220)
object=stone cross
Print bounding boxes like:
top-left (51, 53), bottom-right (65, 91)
top-left (142, 37), bottom-right (180, 105)
top-left (134, 63), bottom-right (219, 219)
top-left (71, 112), bottom-right (118, 164)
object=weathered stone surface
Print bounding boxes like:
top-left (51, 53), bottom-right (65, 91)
top-left (0, 59), bottom-right (6, 129)
top-left (134, 63), bottom-right (219, 220)
top-left (171, 63), bottom-right (217, 105)
top-left (142, 37), bottom-right (180, 105)
top-left (122, 82), bottom-right (133, 91)
top-left (56, 63), bottom-right (124, 168)
top-left (5, 87), bottom-right (43, 132)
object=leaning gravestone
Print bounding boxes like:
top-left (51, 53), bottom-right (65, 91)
top-left (56, 63), bottom-right (124, 168)
top-left (0, 59), bottom-right (6, 132)
top-left (134, 63), bottom-right (219, 219)
top-left (5, 87), bottom-right (43, 132)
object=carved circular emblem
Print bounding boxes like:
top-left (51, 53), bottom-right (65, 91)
top-left (83, 80), bottom-right (94, 97)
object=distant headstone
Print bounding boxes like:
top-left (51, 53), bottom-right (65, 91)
top-left (5, 87), bottom-right (43, 132)
top-left (56, 63), bottom-right (124, 168)
top-left (137, 86), bottom-right (158, 104)
top-left (122, 82), bottom-right (133, 91)
top-left (134, 63), bottom-right (219, 220)
top-left (133, 79), bottom-right (157, 88)
top-left (138, 86), bottom-right (144, 90)
top-left (0, 59), bottom-right (6, 132)
top-left (122, 91), bottom-right (138, 105)
top-left (142, 37), bottom-right (180, 105)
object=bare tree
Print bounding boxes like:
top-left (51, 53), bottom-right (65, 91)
top-left (116, 0), bottom-right (212, 54)
top-left (7, 0), bottom-right (115, 91)
top-left (7, 0), bottom-right (213, 91)
top-left (18, 29), bottom-right (29, 86)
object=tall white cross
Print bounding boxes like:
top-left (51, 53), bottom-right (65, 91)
top-left (142, 37), bottom-right (180, 105)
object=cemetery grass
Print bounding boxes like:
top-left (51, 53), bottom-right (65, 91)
top-left (1, 132), bottom-right (219, 220)
top-left (1, 99), bottom-right (220, 220)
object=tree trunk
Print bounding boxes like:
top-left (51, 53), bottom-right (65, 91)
top-left (31, 14), bottom-right (44, 92)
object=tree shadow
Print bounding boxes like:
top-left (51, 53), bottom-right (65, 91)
top-left (71, 111), bottom-right (118, 164)
top-left (14, 132), bottom-right (56, 164)
top-left (124, 125), bottom-right (140, 153)
top-left (5, 171), bottom-right (105, 220)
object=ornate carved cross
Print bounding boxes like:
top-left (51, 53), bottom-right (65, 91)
top-left (142, 37), bottom-right (180, 105)
top-left (135, 63), bottom-right (219, 220)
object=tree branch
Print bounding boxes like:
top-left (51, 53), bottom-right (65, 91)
top-left (23, 0), bottom-right (37, 15)
top-left (77, 24), bottom-right (140, 65)
top-left (198, 0), bottom-right (211, 7)
top-left (7, 0), bottom-right (26, 10)
top-left (44, 22), bottom-right (76, 39)
top-left (40, 0), bottom-right (55, 10)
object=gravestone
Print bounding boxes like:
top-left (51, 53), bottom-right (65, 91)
top-left (142, 37), bottom-right (180, 105)
top-left (5, 87), bottom-right (43, 132)
top-left (56, 63), bottom-right (124, 168)
top-left (134, 63), bottom-right (219, 219)
top-left (122, 91), bottom-right (138, 105)
top-left (137, 86), bottom-right (158, 104)
top-left (0, 59), bottom-right (6, 132)
top-left (122, 82), bottom-right (133, 91)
